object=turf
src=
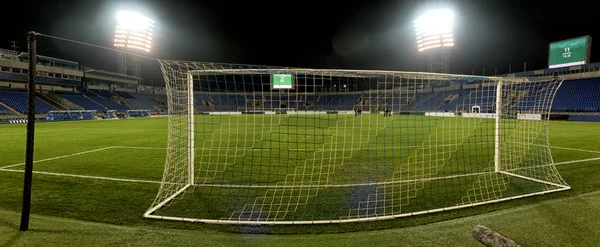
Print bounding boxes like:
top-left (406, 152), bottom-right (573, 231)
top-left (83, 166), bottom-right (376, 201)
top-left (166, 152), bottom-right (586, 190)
top-left (1, 189), bottom-right (600, 246)
top-left (0, 116), bottom-right (599, 244)
top-left (151, 114), bottom-right (564, 222)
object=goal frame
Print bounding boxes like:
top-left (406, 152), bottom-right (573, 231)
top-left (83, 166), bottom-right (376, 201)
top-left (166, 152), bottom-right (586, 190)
top-left (143, 68), bottom-right (571, 225)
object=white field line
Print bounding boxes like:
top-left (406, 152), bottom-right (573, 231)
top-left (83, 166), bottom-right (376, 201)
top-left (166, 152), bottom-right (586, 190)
top-left (114, 142), bottom-right (495, 152)
top-left (0, 129), bottom-right (66, 136)
top-left (1, 156), bottom-right (598, 188)
top-left (554, 157), bottom-right (600, 166)
top-left (1, 157), bottom-right (598, 187)
top-left (0, 145), bottom-right (598, 187)
top-left (0, 168), bottom-right (162, 184)
top-left (117, 145), bottom-right (597, 154)
top-left (0, 146), bottom-right (169, 169)
top-left (193, 171), bottom-right (497, 189)
top-left (550, 146), bottom-right (600, 154)
top-left (112, 146), bottom-right (166, 150)
top-left (0, 146), bottom-right (114, 169)
top-left (505, 157), bottom-right (600, 172)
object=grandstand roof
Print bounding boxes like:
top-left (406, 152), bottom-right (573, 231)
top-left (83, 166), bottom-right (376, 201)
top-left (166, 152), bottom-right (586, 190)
top-left (83, 68), bottom-right (142, 80)
top-left (19, 53), bottom-right (78, 67)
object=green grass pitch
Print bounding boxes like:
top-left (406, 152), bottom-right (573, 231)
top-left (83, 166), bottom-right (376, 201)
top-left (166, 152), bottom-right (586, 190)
top-left (153, 114), bottom-right (559, 223)
top-left (1, 116), bottom-right (600, 246)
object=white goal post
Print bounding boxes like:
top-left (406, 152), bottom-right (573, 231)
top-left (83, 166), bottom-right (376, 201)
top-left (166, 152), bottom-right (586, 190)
top-left (144, 61), bottom-right (570, 225)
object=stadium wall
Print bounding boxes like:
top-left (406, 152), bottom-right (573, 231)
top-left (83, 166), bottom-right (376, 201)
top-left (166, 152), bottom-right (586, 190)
top-left (87, 84), bottom-right (110, 90)
top-left (568, 114), bottom-right (600, 122)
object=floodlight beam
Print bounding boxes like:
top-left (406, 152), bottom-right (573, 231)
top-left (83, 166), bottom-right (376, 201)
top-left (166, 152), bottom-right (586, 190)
top-left (114, 10), bottom-right (154, 53)
top-left (414, 9), bottom-right (455, 52)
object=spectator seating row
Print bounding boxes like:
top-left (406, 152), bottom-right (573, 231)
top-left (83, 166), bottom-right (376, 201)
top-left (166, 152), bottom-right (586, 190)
top-left (0, 103), bottom-right (12, 113)
top-left (4, 77), bottom-right (599, 114)
top-left (0, 89), bottom-right (55, 113)
top-left (552, 78), bottom-right (600, 112)
top-left (54, 91), bottom-right (106, 111)
top-left (82, 90), bottom-right (130, 111)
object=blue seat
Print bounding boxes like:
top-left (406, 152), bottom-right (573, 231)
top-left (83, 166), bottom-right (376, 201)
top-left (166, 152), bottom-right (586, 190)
top-left (0, 89), bottom-right (55, 113)
top-left (553, 78), bottom-right (600, 112)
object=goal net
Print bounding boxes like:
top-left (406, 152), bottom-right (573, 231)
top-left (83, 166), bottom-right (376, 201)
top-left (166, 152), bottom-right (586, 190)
top-left (145, 60), bottom-right (570, 224)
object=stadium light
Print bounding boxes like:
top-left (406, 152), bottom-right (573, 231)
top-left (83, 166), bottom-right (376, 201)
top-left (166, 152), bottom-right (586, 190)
top-left (414, 9), bottom-right (454, 52)
top-left (114, 11), bottom-right (154, 53)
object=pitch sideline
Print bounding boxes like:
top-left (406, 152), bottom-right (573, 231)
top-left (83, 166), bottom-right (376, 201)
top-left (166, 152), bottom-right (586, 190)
top-left (0, 146), bottom-right (115, 169)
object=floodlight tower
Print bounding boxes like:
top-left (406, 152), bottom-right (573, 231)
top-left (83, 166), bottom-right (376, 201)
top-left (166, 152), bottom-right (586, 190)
top-left (414, 9), bottom-right (454, 73)
top-left (114, 10), bottom-right (154, 78)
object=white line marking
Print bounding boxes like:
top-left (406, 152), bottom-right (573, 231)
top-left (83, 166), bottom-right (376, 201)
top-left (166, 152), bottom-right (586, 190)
top-left (0, 129), bottom-right (65, 136)
top-left (114, 142), bottom-right (495, 152)
top-left (554, 157), bottom-right (600, 166)
top-left (0, 168), bottom-right (161, 184)
top-left (0, 157), bottom-right (598, 188)
top-left (0, 143), bottom-right (596, 189)
top-left (194, 171), bottom-right (496, 189)
top-left (0, 146), bottom-right (114, 169)
top-left (500, 171), bottom-right (570, 189)
top-left (505, 157), bottom-right (600, 172)
top-left (112, 146), bottom-right (166, 150)
top-left (551, 146), bottom-right (600, 154)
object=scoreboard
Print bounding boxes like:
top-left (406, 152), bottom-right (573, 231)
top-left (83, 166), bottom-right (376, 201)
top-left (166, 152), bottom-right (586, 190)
top-left (271, 74), bottom-right (293, 89)
top-left (548, 36), bottom-right (591, 69)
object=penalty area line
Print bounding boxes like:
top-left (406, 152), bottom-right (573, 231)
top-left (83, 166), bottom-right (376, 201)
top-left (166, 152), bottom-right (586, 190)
top-left (551, 146), bottom-right (600, 154)
top-left (0, 129), bottom-right (66, 136)
top-left (0, 168), bottom-right (162, 184)
top-left (111, 146), bottom-right (166, 150)
top-left (506, 157), bottom-right (600, 172)
top-left (0, 146), bottom-right (115, 169)
top-left (554, 157), bottom-right (600, 166)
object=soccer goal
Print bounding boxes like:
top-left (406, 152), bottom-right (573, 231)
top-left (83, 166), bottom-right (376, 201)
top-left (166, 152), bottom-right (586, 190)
top-left (144, 60), bottom-right (570, 225)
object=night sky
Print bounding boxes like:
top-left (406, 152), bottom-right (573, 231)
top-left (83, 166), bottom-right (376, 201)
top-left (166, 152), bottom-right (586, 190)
top-left (2, 0), bottom-right (598, 78)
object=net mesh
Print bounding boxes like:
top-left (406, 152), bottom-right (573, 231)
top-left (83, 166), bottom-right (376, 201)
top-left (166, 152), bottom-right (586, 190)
top-left (145, 61), bottom-right (570, 224)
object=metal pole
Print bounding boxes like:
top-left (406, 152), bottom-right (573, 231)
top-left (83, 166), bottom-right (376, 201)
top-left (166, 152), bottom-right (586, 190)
top-left (187, 72), bottom-right (195, 185)
top-left (494, 80), bottom-right (503, 172)
top-left (20, 31), bottom-right (37, 232)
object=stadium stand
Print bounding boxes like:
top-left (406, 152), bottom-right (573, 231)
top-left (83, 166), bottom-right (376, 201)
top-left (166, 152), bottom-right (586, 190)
top-left (146, 93), bottom-right (168, 106)
top-left (82, 89), bottom-right (130, 111)
top-left (54, 91), bottom-right (106, 111)
top-left (114, 91), bottom-right (164, 111)
top-left (324, 93), bottom-right (361, 110)
top-left (319, 95), bottom-right (334, 109)
top-left (229, 94), bottom-right (247, 110)
top-left (89, 89), bottom-right (114, 98)
top-left (552, 78), bottom-right (600, 112)
top-left (437, 91), bottom-right (466, 111)
top-left (205, 94), bottom-right (236, 111)
top-left (404, 91), bottom-right (453, 111)
top-left (0, 103), bottom-right (12, 113)
top-left (0, 89), bottom-right (55, 113)
top-left (1, 40), bottom-right (599, 118)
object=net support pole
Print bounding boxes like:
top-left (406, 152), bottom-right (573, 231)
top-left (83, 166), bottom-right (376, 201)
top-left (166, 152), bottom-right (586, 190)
top-left (187, 72), bottom-right (195, 185)
top-left (20, 31), bottom-right (37, 232)
top-left (494, 80), bottom-right (503, 172)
